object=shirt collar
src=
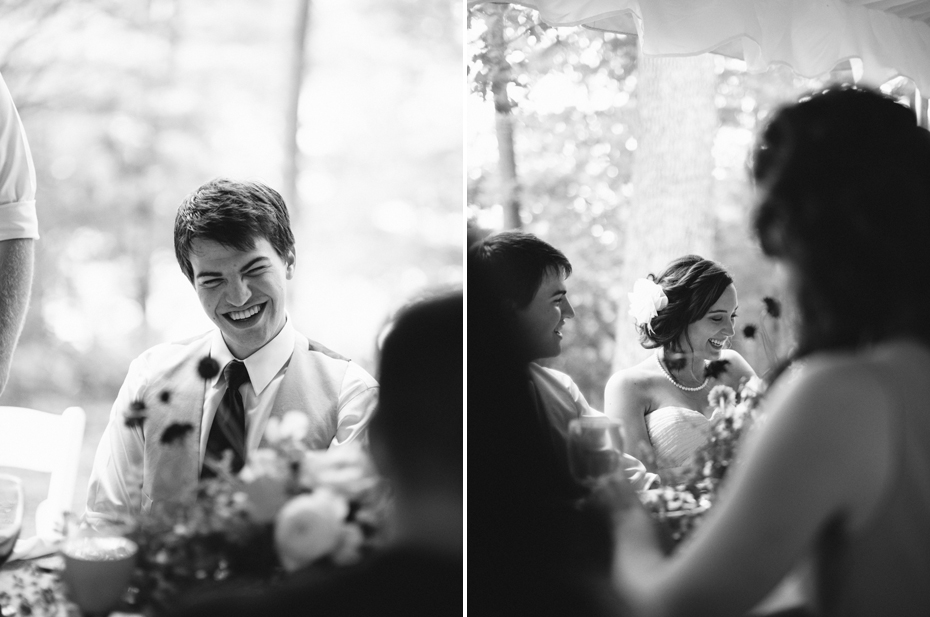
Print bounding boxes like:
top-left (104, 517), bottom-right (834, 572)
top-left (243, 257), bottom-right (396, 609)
top-left (209, 317), bottom-right (296, 395)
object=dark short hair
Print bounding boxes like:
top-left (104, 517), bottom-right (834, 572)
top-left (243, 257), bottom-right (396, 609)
top-left (368, 291), bottom-right (462, 490)
top-left (174, 178), bottom-right (296, 282)
top-left (468, 231), bottom-right (572, 310)
top-left (638, 255), bottom-right (733, 353)
top-left (751, 85), bottom-right (930, 354)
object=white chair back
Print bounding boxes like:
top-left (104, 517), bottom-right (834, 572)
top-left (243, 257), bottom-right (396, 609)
top-left (0, 406), bottom-right (86, 536)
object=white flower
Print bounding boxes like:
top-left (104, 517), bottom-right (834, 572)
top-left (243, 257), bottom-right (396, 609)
top-left (707, 385), bottom-right (737, 411)
top-left (739, 375), bottom-right (766, 403)
top-left (274, 487), bottom-right (349, 572)
top-left (265, 410), bottom-right (311, 445)
top-left (628, 278), bottom-right (668, 327)
top-left (238, 448), bottom-right (283, 482)
top-left (299, 442), bottom-right (378, 496)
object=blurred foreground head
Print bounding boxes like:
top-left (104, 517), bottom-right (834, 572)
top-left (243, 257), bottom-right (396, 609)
top-left (752, 85), bottom-right (930, 354)
top-left (369, 291), bottom-right (462, 495)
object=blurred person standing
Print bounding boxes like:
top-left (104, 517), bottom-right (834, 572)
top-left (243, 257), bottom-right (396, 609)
top-left (86, 178), bottom-right (378, 519)
top-left (171, 291), bottom-right (463, 617)
top-left (0, 72), bottom-right (37, 395)
top-left (608, 86), bottom-right (930, 617)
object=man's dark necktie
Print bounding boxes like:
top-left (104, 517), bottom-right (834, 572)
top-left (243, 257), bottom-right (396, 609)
top-left (202, 360), bottom-right (250, 478)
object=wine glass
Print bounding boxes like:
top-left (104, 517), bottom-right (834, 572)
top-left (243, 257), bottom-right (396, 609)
top-left (0, 473), bottom-right (24, 566)
top-left (567, 416), bottom-right (624, 487)
top-left (61, 515), bottom-right (138, 616)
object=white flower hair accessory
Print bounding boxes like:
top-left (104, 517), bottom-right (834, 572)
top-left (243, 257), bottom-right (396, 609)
top-left (628, 278), bottom-right (668, 329)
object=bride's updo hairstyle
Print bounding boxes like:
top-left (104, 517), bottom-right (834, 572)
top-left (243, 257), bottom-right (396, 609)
top-left (638, 255), bottom-right (733, 354)
top-left (752, 85), bottom-right (930, 357)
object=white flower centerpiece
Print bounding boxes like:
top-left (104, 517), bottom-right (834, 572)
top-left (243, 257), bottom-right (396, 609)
top-left (640, 376), bottom-right (769, 546)
top-left (122, 370), bottom-right (391, 616)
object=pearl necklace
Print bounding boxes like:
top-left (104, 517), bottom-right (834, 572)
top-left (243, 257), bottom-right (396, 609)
top-left (655, 352), bottom-right (708, 392)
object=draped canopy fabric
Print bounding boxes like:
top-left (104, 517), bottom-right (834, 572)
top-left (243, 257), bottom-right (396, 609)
top-left (470, 0), bottom-right (930, 93)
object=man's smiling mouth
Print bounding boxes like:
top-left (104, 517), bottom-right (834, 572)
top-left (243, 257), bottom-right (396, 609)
top-left (225, 302), bottom-right (265, 323)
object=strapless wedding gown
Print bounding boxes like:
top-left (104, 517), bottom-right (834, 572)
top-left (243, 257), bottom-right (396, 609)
top-left (645, 406), bottom-right (713, 476)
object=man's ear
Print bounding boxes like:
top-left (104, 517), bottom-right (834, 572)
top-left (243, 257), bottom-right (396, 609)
top-left (285, 249), bottom-right (296, 279)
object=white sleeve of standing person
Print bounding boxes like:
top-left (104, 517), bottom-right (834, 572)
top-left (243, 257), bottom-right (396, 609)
top-left (0, 72), bottom-right (38, 241)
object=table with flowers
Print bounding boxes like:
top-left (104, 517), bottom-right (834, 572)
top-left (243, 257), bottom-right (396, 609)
top-left (1, 411), bottom-right (390, 617)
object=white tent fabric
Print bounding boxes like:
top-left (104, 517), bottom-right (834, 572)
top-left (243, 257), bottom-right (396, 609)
top-left (470, 0), bottom-right (930, 94)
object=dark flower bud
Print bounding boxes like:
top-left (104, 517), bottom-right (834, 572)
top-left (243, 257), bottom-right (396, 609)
top-left (124, 415), bottom-right (146, 429)
top-left (161, 422), bottom-right (194, 445)
top-left (197, 356), bottom-right (220, 380)
top-left (742, 324), bottom-right (757, 339)
top-left (125, 398), bottom-right (148, 429)
top-left (762, 297), bottom-right (782, 318)
top-left (704, 359), bottom-right (731, 380)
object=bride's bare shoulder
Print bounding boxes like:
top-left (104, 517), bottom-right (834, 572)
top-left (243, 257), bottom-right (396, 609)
top-left (606, 356), bottom-right (661, 395)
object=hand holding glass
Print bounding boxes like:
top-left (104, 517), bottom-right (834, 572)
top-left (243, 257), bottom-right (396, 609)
top-left (567, 416), bottom-right (624, 487)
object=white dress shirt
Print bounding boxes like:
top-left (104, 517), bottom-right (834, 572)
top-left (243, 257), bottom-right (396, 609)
top-left (85, 317), bottom-right (378, 517)
top-left (200, 318), bottom-right (375, 463)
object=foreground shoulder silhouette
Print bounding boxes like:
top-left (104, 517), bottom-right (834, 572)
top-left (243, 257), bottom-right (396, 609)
top-left (610, 86), bottom-right (930, 617)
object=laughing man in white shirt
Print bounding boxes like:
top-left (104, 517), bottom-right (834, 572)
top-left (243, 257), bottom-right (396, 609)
top-left (86, 179), bottom-right (378, 517)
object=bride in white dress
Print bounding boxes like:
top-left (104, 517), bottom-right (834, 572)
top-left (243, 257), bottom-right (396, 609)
top-left (604, 256), bottom-right (756, 481)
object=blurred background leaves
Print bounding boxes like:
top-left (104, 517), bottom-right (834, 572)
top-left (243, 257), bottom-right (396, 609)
top-left (467, 4), bottom-right (923, 408)
top-left (1, 0), bottom-right (463, 411)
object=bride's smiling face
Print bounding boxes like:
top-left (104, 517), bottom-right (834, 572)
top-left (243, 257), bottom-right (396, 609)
top-left (679, 284), bottom-right (739, 361)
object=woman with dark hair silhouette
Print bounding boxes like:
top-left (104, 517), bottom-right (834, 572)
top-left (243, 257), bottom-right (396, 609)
top-left (607, 86), bottom-right (930, 617)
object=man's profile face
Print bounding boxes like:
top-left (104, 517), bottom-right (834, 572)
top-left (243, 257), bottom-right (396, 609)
top-left (513, 269), bottom-right (574, 361)
top-left (188, 236), bottom-right (294, 359)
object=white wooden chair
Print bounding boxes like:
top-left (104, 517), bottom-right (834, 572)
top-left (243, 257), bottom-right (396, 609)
top-left (0, 406), bottom-right (86, 537)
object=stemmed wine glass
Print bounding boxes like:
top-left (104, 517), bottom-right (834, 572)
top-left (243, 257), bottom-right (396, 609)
top-left (567, 416), bottom-right (624, 487)
top-left (0, 473), bottom-right (24, 567)
top-left (61, 515), bottom-right (138, 616)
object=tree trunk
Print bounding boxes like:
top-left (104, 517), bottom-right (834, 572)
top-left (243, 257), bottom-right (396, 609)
top-left (284, 0), bottom-right (311, 216)
top-left (487, 5), bottom-right (521, 229)
top-left (611, 53), bottom-right (718, 373)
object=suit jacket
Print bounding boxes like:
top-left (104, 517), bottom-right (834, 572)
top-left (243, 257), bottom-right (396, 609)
top-left (86, 329), bottom-right (378, 516)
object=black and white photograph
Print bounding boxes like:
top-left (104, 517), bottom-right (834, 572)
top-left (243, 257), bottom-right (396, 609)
top-left (468, 2), bottom-right (930, 616)
top-left (5, 1), bottom-right (930, 616)
top-left (0, 1), bottom-right (461, 615)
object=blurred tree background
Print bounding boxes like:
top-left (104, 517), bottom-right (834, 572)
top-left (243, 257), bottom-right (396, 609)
top-left (467, 4), bottom-right (920, 409)
top-left (0, 0), bottom-right (462, 525)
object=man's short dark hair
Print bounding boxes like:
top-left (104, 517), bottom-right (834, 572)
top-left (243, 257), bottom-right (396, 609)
top-left (174, 178), bottom-right (296, 282)
top-left (468, 231), bottom-right (572, 309)
top-left (368, 291), bottom-right (462, 491)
